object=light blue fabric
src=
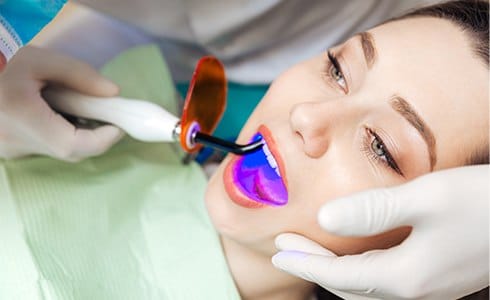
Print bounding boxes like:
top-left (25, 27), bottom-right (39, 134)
top-left (0, 0), bottom-right (67, 46)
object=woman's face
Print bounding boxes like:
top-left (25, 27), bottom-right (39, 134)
top-left (205, 17), bottom-right (488, 256)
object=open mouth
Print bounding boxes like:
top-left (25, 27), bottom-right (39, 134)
top-left (229, 128), bottom-right (288, 206)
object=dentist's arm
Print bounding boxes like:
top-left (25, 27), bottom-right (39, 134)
top-left (0, 46), bottom-right (124, 161)
top-left (273, 165), bottom-right (489, 299)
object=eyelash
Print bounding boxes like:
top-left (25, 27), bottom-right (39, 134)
top-left (361, 127), bottom-right (404, 176)
top-left (326, 51), bottom-right (348, 93)
top-left (326, 51), bottom-right (401, 176)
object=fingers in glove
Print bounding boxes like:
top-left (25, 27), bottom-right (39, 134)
top-left (40, 108), bottom-right (124, 161)
top-left (318, 184), bottom-right (423, 237)
top-left (69, 125), bottom-right (124, 160)
top-left (58, 126), bottom-right (124, 162)
top-left (273, 246), bottom-right (401, 293)
top-left (20, 47), bottom-right (119, 97)
top-left (320, 166), bottom-right (489, 237)
top-left (275, 233), bottom-right (336, 256)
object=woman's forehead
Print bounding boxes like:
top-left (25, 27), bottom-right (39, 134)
top-left (369, 17), bottom-right (475, 65)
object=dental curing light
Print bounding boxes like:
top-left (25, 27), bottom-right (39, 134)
top-left (43, 56), bottom-right (263, 156)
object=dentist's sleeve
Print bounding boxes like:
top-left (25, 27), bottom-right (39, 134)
top-left (272, 165), bottom-right (489, 299)
top-left (0, 0), bottom-right (68, 68)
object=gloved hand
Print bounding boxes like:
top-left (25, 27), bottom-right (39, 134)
top-left (272, 165), bottom-right (489, 300)
top-left (0, 46), bottom-right (124, 161)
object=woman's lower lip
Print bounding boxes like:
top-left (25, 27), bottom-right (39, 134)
top-left (223, 155), bottom-right (266, 209)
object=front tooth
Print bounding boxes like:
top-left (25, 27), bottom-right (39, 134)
top-left (263, 142), bottom-right (281, 177)
top-left (267, 155), bottom-right (277, 168)
top-left (263, 143), bottom-right (272, 156)
top-left (263, 144), bottom-right (275, 165)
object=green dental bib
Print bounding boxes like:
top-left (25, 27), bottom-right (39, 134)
top-left (0, 45), bottom-right (240, 300)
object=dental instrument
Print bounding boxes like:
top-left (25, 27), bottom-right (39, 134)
top-left (43, 56), bottom-right (263, 156)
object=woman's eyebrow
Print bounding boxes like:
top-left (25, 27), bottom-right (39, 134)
top-left (356, 32), bottom-right (377, 69)
top-left (390, 95), bottom-right (437, 169)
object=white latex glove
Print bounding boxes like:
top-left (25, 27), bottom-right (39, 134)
top-left (272, 165), bottom-right (489, 299)
top-left (0, 46), bottom-right (124, 161)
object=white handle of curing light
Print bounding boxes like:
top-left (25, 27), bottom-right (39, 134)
top-left (43, 87), bottom-right (180, 142)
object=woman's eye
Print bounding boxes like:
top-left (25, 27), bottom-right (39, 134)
top-left (329, 65), bottom-right (346, 90)
top-left (327, 51), bottom-right (347, 93)
top-left (362, 127), bottom-right (404, 177)
top-left (371, 137), bottom-right (386, 157)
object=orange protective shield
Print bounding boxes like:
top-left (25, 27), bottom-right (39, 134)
top-left (180, 56), bottom-right (227, 153)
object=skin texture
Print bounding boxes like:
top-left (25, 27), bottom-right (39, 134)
top-left (204, 17), bottom-right (488, 299)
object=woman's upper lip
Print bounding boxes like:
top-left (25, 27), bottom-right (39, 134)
top-left (258, 124), bottom-right (288, 188)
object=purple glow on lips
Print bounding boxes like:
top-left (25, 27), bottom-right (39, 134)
top-left (232, 133), bottom-right (288, 206)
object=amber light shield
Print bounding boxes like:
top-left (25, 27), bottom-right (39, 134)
top-left (180, 56), bottom-right (227, 153)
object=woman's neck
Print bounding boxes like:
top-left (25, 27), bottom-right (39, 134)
top-left (221, 236), bottom-right (315, 300)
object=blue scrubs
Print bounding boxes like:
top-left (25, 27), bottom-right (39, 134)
top-left (0, 0), bottom-right (67, 46)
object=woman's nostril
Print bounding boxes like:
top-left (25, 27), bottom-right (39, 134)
top-left (294, 130), bottom-right (304, 144)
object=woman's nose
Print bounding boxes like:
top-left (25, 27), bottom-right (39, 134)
top-left (289, 101), bottom-right (340, 158)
